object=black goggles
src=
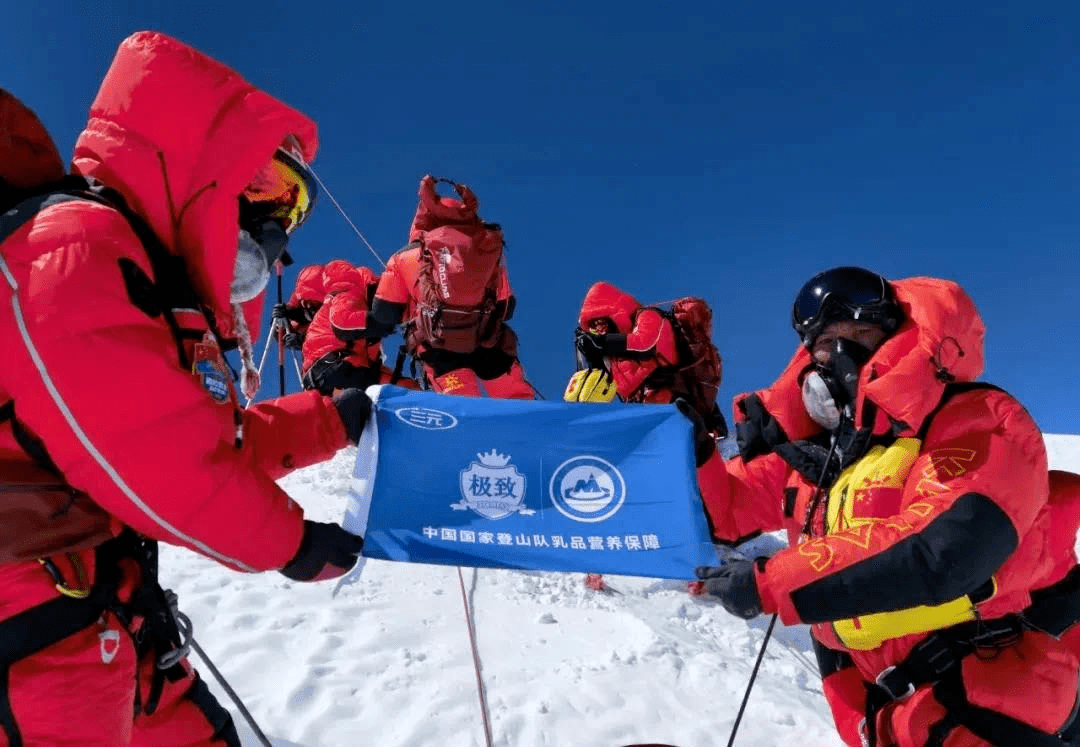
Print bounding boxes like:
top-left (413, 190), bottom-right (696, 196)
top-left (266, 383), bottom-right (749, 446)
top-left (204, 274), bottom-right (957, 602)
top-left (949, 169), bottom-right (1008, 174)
top-left (791, 266), bottom-right (898, 345)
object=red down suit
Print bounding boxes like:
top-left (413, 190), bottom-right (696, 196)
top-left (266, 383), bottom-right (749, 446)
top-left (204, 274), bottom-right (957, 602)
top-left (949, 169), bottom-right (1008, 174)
top-left (0, 33), bottom-right (348, 745)
top-left (372, 244), bottom-right (533, 398)
top-left (299, 260), bottom-right (417, 393)
top-left (301, 260), bottom-right (381, 375)
top-left (697, 277), bottom-right (1080, 746)
top-left (577, 281), bottom-right (679, 401)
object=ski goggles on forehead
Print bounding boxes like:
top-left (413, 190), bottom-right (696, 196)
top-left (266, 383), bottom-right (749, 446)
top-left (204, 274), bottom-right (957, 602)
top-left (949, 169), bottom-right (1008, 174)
top-left (791, 267), bottom-right (896, 344)
top-left (241, 145), bottom-right (318, 235)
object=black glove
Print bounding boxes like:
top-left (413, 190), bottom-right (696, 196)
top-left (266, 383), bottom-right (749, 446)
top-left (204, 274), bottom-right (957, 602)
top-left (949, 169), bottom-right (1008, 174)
top-left (574, 328), bottom-right (610, 366)
top-left (705, 403), bottom-right (729, 440)
top-left (332, 387), bottom-right (373, 443)
top-left (283, 332), bottom-right (304, 350)
top-left (675, 397), bottom-right (717, 466)
top-left (271, 303), bottom-right (289, 321)
top-left (280, 520), bottom-right (364, 582)
top-left (311, 359), bottom-right (379, 397)
top-left (695, 559), bottom-right (765, 619)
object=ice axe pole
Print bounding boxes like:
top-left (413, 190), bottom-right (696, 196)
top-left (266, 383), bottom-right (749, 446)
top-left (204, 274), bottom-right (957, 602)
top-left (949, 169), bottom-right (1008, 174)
top-left (275, 262), bottom-right (286, 397)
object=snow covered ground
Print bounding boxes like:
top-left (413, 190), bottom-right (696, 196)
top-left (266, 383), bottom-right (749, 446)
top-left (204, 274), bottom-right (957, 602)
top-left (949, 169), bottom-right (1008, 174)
top-left (160, 434), bottom-right (1080, 747)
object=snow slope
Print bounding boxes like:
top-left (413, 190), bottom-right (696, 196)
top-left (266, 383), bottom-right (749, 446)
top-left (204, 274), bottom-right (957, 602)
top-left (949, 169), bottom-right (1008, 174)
top-left (1047, 434), bottom-right (1080, 471)
top-left (160, 434), bottom-right (1080, 747)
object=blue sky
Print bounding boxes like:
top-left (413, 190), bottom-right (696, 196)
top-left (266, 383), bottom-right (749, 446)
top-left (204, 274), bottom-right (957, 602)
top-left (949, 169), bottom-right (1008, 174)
top-left (6, 1), bottom-right (1078, 433)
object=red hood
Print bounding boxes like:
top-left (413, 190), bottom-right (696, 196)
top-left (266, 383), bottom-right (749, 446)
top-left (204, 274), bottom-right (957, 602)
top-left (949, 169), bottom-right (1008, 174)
top-left (71, 31), bottom-right (318, 332)
top-left (0, 89), bottom-right (65, 202)
top-left (323, 260), bottom-right (378, 297)
top-left (579, 281), bottom-right (640, 334)
top-left (735, 277), bottom-right (986, 438)
top-left (289, 264), bottom-right (326, 306)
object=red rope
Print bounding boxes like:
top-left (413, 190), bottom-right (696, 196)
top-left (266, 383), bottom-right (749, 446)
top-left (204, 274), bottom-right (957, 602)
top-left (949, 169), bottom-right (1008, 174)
top-left (457, 567), bottom-right (495, 747)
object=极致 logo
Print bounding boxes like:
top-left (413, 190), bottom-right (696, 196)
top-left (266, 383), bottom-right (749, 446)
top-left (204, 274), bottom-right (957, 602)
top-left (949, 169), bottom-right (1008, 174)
top-left (549, 455), bottom-right (626, 523)
top-left (395, 407), bottom-right (459, 430)
top-left (452, 450), bottom-right (532, 520)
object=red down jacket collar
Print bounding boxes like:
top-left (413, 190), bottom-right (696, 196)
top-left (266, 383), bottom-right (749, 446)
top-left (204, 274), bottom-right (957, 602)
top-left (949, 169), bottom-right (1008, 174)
top-left (735, 277), bottom-right (986, 439)
top-left (70, 31), bottom-right (318, 327)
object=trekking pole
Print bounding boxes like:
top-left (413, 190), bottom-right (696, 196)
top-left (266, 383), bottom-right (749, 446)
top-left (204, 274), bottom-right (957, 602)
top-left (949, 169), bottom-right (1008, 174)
top-left (726, 433), bottom-right (841, 745)
top-left (275, 261), bottom-right (286, 396)
top-left (726, 614), bottom-right (777, 747)
top-left (247, 321), bottom-right (279, 406)
top-left (309, 166), bottom-right (387, 269)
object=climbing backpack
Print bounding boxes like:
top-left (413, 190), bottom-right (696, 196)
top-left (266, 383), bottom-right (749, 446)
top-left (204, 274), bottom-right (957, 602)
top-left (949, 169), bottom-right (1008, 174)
top-left (0, 90), bottom-right (119, 562)
top-left (409, 175), bottom-right (506, 354)
top-left (657, 297), bottom-right (726, 438)
top-left (0, 88), bottom-right (223, 563)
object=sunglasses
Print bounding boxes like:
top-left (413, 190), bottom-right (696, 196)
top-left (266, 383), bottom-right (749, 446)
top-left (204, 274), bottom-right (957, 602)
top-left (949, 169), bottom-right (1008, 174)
top-left (791, 266), bottom-right (899, 346)
top-left (242, 146), bottom-right (317, 233)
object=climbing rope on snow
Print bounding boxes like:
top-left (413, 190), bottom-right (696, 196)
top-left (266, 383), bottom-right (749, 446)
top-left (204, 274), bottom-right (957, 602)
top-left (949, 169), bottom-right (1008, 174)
top-left (457, 567), bottom-right (495, 747)
top-left (163, 590), bottom-right (273, 747)
top-left (190, 636), bottom-right (273, 747)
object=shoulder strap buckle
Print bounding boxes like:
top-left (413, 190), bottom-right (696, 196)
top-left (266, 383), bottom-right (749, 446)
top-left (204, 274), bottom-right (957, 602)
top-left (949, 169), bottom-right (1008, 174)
top-left (874, 665), bottom-right (916, 701)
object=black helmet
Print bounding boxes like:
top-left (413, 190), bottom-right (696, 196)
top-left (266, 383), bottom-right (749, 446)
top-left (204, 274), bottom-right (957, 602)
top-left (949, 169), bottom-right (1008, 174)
top-left (791, 266), bottom-right (904, 348)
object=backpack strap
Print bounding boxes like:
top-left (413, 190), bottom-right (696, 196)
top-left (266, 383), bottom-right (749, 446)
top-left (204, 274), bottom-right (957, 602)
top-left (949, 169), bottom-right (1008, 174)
top-left (0, 399), bottom-right (63, 476)
top-left (0, 179), bottom-right (96, 244)
top-left (0, 177), bottom-right (199, 369)
top-left (0, 179), bottom-right (214, 470)
top-left (916, 382), bottom-right (1005, 441)
top-left (652, 306), bottom-right (692, 364)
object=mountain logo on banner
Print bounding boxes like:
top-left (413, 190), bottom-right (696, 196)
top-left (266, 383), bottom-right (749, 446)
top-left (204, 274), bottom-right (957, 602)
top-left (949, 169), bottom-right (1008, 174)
top-left (453, 450), bottom-right (533, 519)
top-left (395, 406), bottom-right (459, 430)
top-left (549, 456), bottom-right (626, 523)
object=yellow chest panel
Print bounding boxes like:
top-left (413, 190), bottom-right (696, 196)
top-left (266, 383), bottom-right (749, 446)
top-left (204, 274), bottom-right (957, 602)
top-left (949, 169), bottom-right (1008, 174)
top-left (823, 439), bottom-right (991, 650)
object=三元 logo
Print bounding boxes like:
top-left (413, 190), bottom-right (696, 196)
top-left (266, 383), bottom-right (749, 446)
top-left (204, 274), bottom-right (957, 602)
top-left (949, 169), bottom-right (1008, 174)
top-left (549, 455), bottom-right (626, 523)
top-left (452, 450), bottom-right (532, 520)
top-left (395, 407), bottom-right (459, 430)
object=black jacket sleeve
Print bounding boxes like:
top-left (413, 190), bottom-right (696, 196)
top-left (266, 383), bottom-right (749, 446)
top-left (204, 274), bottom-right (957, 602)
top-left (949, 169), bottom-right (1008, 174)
top-left (789, 492), bottom-right (1016, 623)
top-left (365, 298), bottom-right (406, 341)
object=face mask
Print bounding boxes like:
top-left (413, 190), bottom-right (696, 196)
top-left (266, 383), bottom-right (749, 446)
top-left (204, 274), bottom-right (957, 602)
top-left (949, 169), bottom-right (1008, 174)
top-left (230, 229), bottom-right (271, 303)
top-left (800, 338), bottom-right (875, 430)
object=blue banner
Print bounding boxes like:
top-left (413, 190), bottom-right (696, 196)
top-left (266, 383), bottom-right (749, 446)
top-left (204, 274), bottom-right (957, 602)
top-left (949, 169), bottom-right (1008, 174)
top-left (342, 386), bottom-right (719, 580)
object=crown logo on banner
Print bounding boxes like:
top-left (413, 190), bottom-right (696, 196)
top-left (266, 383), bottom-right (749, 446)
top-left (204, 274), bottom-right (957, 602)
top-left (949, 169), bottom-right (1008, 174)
top-left (476, 449), bottom-right (512, 468)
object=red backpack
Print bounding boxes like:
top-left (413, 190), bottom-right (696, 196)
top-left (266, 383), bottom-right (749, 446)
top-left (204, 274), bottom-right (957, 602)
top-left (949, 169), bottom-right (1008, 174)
top-left (409, 176), bottom-right (506, 354)
top-left (661, 298), bottom-right (726, 438)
